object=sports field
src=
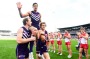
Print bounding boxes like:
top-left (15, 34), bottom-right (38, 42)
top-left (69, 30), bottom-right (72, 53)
top-left (0, 39), bottom-right (90, 59)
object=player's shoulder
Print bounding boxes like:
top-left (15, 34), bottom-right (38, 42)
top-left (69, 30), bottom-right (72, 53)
top-left (38, 30), bottom-right (42, 32)
top-left (39, 30), bottom-right (44, 34)
top-left (17, 27), bottom-right (24, 33)
top-left (27, 11), bottom-right (31, 14)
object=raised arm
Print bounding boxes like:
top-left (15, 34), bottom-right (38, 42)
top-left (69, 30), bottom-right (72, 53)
top-left (16, 2), bottom-right (30, 18)
top-left (16, 28), bottom-right (36, 44)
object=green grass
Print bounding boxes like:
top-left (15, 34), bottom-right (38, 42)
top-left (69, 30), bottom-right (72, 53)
top-left (50, 39), bottom-right (90, 59)
top-left (0, 39), bottom-right (90, 59)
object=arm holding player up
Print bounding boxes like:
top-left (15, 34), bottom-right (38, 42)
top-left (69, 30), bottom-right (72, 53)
top-left (38, 30), bottom-right (46, 41)
top-left (17, 28), bottom-right (36, 44)
top-left (16, 2), bottom-right (30, 18)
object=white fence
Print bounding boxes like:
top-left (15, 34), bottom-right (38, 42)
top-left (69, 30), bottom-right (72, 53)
top-left (0, 35), bottom-right (16, 40)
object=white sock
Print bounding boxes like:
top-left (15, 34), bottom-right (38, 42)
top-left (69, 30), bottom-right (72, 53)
top-left (29, 53), bottom-right (31, 59)
top-left (29, 52), bottom-right (34, 59)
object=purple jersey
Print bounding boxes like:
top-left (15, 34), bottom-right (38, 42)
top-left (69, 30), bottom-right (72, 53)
top-left (16, 27), bottom-right (31, 59)
top-left (36, 30), bottom-right (48, 54)
top-left (40, 30), bottom-right (48, 46)
top-left (17, 27), bottom-right (31, 49)
top-left (29, 11), bottom-right (40, 30)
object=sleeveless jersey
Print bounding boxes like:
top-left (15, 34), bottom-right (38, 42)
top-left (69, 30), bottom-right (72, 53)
top-left (64, 33), bottom-right (70, 42)
top-left (17, 27), bottom-right (31, 50)
top-left (80, 33), bottom-right (88, 44)
top-left (38, 30), bottom-right (48, 47)
top-left (57, 33), bottom-right (61, 41)
top-left (29, 11), bottom-right (40, 30)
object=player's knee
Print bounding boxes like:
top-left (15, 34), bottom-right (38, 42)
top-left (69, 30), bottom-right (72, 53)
top-left (84, 51), bottom-right (87, 55)
top-left (46, 57), bottom-right (50, 59)
top-left (79, 51), bottom-right (82, 54)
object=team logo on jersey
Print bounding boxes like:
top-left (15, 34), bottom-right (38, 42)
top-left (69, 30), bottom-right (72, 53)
top-left (31, 12), bottom-right (40, 21)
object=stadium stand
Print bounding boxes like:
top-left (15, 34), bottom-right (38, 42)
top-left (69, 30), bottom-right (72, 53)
top-left (0, 30), bottom-right (11, 36)
top-left (0, 30), bottom-right (16, 39)
top-left (58, 23), bottom-right (90, 38)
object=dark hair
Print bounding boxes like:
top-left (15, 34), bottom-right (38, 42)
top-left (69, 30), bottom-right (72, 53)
top-left (23, 18), bottom-right (28, 25)
top-left (33, 3), bottom-right (38, 6)
top-left (40, 22), bottom-right (46, 27)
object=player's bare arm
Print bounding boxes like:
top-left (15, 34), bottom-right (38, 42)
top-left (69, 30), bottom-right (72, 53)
top-left (83, 33), bottom-right (89, 40)
top-left (60, 34), bottom-right (62, 41)
top-left (67, 34), bottom-right (71, 39)
top-left (39, 30), bottom-right (46, 41)
top-left (39, 13), bottom-right (42, 22)
top-left (17, 28), bottom-right (36, 44)
top-left (16, 2), bottom-right (31, 18)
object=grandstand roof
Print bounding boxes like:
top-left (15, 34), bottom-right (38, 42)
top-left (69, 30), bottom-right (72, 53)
top-left (0, 30), bottom-right (11, 33)
top-left (58, 23), bottom-right (90, 31)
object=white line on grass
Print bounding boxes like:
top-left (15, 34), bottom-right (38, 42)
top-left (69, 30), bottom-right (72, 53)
top-left (50, 48), bottom-right (78, 54)
top-left (49, 47), bottom-right (90, 56)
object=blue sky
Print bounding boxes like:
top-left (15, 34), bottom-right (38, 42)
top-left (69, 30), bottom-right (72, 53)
top-left (0, 0), bottom-right (90, 32)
